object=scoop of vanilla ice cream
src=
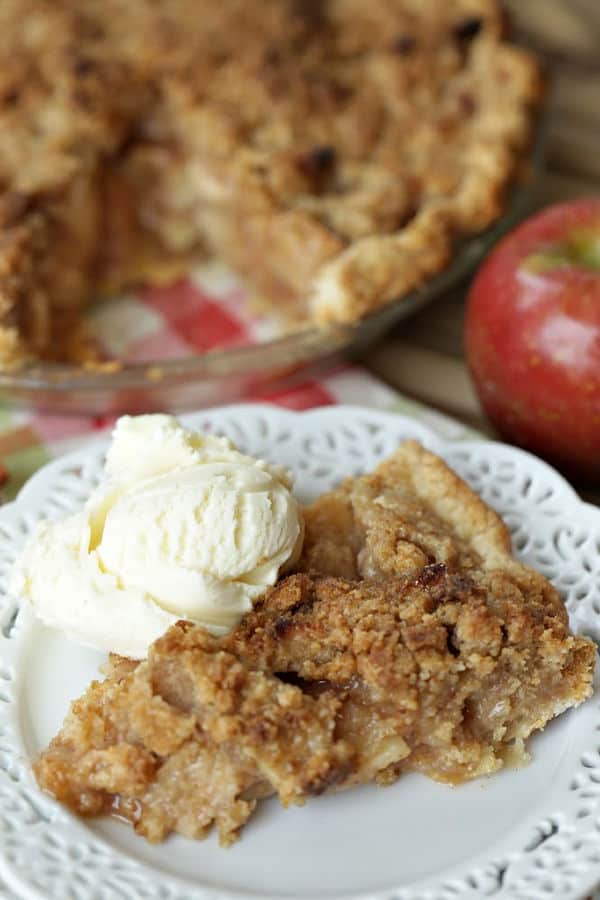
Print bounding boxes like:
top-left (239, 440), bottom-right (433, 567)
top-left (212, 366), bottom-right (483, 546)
top-left (94, 460), bottom-right (301, 625)
top-left (11, 414), bottom-right (304, 658)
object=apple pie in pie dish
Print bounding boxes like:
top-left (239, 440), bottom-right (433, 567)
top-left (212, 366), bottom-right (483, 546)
top-left (34, 442), bottom-right (594, 846)
top-left (0, 0), bottom-right (541, 369)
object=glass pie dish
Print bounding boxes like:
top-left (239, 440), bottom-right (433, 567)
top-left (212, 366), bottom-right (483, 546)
top-left (0, 136), bottom-right (544, 417)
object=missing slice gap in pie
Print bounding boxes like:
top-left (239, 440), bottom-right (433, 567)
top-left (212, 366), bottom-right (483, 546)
top-left (34, 441), bottom-right (595, 846)
top-left (0, 0), bottom-right (542, 368)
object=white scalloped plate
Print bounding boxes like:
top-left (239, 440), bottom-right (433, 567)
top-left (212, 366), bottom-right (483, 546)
top-left (1, 404), bottom-right (600, 900)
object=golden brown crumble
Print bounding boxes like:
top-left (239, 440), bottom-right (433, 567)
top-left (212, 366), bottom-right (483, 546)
top-left (0, 0), bottom-right (541, 367)
top-left (34, 443), bottom-right (595, 845)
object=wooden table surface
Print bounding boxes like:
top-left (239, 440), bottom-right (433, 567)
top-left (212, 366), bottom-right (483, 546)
top-left (362, 0), bottom-right (600, 503)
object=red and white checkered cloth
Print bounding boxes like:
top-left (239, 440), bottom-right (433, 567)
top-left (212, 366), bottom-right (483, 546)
top-left (90, 263), bottom-right (282, 363)
top-left (0, 264), bottom-right (469, 500)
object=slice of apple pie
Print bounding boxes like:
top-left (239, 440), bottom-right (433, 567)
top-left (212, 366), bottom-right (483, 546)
top-left (34, 443), bottom-right (595, 845)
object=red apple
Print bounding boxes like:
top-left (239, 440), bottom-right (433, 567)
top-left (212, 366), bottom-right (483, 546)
top-left (465, 198), bottom-right (600, 482)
